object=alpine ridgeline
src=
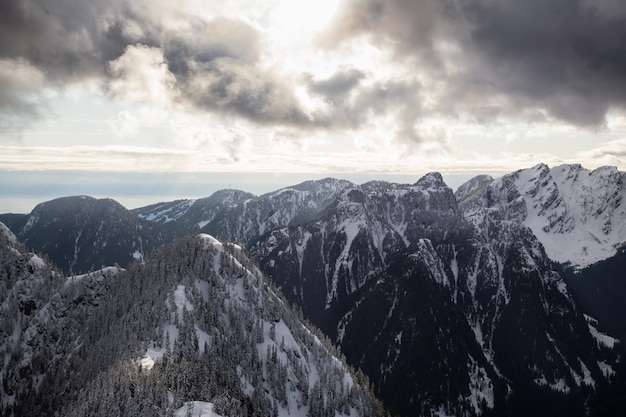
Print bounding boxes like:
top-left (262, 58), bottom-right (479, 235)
top-left (0, 226), bottom-right (383, 417)
top-left (132, 189), bottom-right (255, 245)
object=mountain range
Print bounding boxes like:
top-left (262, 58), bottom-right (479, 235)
top-left (1, 163), bottom-right (625, 416)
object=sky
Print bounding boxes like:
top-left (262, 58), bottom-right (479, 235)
top-left (1, 0), bottom-right (626, 213)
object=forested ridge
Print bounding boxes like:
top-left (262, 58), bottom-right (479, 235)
top-left (0, 228), bottom-right (385, 417)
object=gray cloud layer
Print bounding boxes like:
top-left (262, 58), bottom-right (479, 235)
top-left (325, 0), bottom-right (626, 127)
top-left (1, 0), bottom-right (625, 139)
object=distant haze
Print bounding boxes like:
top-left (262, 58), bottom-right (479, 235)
top-left (0, 170), bottom-right (477, 214)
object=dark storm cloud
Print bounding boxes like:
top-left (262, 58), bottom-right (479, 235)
top-left (325, 0), bottom-right (626, 127)
top-left (459, 0), bottom-right (626, 126)
top-left (308, 71), bottom-right (426, 146)
top-left (0, 0), bottom-right (314, 129)
top-left (321, 0), bottom-right (451, 67)
top-left (0, 0), bottom-right (131, 82)
top-left (182, 57), bottom-right (314, 126)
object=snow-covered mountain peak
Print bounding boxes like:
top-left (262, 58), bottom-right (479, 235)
top-left (459, 163), bottom-right (626, 268)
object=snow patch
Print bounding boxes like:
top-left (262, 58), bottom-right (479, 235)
top-left (139, 347), bottom-right (165, 371)
top-left (578, 358), bottom-right (595, 388)
top-left (196, 326), bottom-right (211, 354)
top-left (65, 266), bottom-right (123, 285)
top-left (467, 355), bottom-right (494, 414)
top-left (586, 318), bottom-right (619, 349)
top-left (174, 401), bottom-right (222, 417)
top-left (27, 255), bottom-right (46, 270)
top-left (174, 285), bottom-right (193, 321)
top-left (598, 361), bottom-right (615, 378)
top-left (534, 372), bottom-right (571, 394)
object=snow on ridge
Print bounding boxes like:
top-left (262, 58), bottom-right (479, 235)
top-left (65, 266), bottom-right (124, 285)
top-left (0, 222), bottom-right (17, 244)
top-left (138, 199), bottom-right (196, 223)
top-left (197, 233), bottom-right (243, 251)
top-left (198, 233), bottom-right (223, 249)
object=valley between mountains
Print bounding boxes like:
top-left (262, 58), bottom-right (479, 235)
top-left (1, 163), bottom-right (625, 416)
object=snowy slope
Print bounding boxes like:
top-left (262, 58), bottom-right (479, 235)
top-left (133, 189), bottom-right (255, 244)
top-left (0, 225), bottom-right (122, 415)
top-left (134, 199), bottom-right (197, 223)
top-left (0, 230), bottom-right (383, 417)
top-left (459, 164), bottom-right (626, 268)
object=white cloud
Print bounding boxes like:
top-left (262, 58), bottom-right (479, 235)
top-left (576, 138), bottom-right (626, 169)
top-left (109, 111), bottom-right (139, 137)
top-left (107, 44), bottom-right (178, 106)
